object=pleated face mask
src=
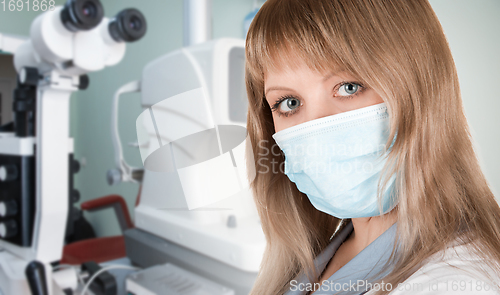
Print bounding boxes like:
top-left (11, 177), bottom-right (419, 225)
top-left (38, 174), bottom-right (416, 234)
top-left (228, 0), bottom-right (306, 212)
top-left (271, 102), bottom-right (398, 219)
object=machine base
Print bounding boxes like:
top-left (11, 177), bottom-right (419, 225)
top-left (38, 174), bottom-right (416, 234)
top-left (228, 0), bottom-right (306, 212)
top-left (124, 228), bottom-right (258, 295)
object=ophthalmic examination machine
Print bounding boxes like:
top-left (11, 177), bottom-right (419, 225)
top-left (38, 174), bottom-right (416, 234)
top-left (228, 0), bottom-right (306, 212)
top-left (108, 37), bottom-right (266, 295)
top-left (0, 0), bottom-right (146, 294)
top-left (101, 2), bottom-right (266, 295)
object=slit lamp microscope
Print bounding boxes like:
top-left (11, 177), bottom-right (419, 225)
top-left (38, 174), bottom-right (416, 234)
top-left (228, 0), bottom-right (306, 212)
top-left (0, 0), bottom-right (146, 294)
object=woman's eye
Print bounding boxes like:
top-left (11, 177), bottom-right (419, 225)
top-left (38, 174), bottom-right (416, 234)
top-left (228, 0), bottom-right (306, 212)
top-left (279, 97), bottom-right (300, 113)
top-left (337, 83), bottom-right (361, 96)
top-left (270, 95), bottom-right (301, 116)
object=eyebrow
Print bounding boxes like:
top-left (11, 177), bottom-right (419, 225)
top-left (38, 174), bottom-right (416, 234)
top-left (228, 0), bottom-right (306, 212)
top-left (264, 86), bottom-right (294, 96)
top-left (322, 71), bottom-right (339, 82)
top-left (264, 71), bottom-right (339, 96)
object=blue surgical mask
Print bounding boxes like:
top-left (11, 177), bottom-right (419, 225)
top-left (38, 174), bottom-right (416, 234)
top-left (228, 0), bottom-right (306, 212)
top-left (271, 103), bottom-right (398, 219)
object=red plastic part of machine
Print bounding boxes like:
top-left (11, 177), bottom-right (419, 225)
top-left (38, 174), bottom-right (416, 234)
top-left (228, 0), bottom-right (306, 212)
top-left (61, 188), bottom-right (141, 264)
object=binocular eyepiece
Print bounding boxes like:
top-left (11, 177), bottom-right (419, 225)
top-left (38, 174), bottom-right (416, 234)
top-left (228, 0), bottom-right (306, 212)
top-left (60, 0), bottom-right (103, 32)
top-left (60, 0), bottom-right (147, 42)
top-left (108, 8), bottom-right (148, 43)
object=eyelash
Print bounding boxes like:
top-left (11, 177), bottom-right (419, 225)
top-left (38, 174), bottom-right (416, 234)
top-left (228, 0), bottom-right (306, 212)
top-left (270, 95), bottom-right (298, 117)
top-left (269, 81), bottom-right (366, 117)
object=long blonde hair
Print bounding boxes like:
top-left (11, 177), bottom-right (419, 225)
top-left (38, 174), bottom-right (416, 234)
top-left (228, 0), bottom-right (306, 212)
top-left (244, 0), bottom-right (500, 294)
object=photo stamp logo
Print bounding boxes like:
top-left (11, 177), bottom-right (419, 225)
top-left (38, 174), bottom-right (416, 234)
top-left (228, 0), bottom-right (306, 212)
top-left (289, 279), bottom-right (394, 293)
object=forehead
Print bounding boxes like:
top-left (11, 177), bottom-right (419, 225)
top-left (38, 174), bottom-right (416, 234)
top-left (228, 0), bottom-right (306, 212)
top-left (261, 46), bottom-right (348, 80)
top-left (263, 54), bottom-right (331, 83)
top-left (264, 66), bottom-right (321, 91)
top-left (263, 60), bottom-right (356, 91)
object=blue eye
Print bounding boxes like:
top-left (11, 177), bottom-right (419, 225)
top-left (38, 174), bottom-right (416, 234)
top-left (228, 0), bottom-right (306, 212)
top-left (279, 96), bottom-right (300, 112)
top-left (268, 81), bottom-right (365, 117)
top-left (270, 95), bottom-right (301, 117)
top-left (338, 83), bottom-right (360, 96)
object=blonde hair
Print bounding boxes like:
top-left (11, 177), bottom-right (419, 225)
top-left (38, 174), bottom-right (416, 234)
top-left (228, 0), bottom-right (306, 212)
top-left (244, 0), bottom-right (500, 294)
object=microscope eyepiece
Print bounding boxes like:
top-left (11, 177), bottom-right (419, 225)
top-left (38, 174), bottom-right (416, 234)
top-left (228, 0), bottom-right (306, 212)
top-left (60, 0), bottom-right (104, 32)
top-left (108, 8), bottom-right (147, 43)
top-left (82, 2), bottom-right (98, 18)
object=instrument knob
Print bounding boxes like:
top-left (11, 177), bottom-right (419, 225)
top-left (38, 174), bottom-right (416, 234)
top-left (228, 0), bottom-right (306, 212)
top-left (107, 168), bottom-right (122, 186)
top-left (0, 165), bottom-right (18, 182)
top-left (0, 200), bottom-right (18, 217)
top-left (19, 67), bottom-right (40, 86)
top-left (72, 159), bottom-right (81, 173)
top-left (71, 189), bottom-right (80, 203)
top-left (0, 220), bottom-right (17, 239)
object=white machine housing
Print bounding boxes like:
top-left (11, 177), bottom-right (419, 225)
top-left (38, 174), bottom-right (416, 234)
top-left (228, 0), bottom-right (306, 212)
top-left (14, 6), bottom-right (126, 76)
top-left (135, 38), bottom-right (265, 273)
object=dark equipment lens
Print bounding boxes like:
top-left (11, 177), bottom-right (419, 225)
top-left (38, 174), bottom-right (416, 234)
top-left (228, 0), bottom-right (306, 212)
top-left (108, 8), bottom-right (147, 43)
top-left (82, 2), bottom-right (97, 18)
top-left (60, 0), bottom-right (104, 32)
top-left (129, 16), bottom-right (142, 30)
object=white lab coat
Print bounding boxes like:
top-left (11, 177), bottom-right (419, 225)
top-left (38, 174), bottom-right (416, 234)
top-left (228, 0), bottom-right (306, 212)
top-left (366, 240), bottom-right (500, 295)
top-left (286, 220), bottom-right (500, 295)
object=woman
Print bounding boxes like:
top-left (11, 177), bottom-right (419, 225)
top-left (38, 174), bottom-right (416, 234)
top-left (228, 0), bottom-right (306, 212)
top-left (244, 0), bottom-right (500, 294)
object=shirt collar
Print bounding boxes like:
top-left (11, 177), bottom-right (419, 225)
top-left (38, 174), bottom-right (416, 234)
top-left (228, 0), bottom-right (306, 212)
top-left (285, 219), bottom-right (398, 295)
